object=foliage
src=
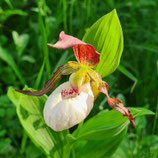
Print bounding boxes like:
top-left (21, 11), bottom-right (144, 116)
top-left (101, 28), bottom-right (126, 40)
top-left (83, 9), bottom-right (123, 77)
top-left (0, 0), bottom-right (157, 157)
top-left (8, 87), bottom-right (154, 157)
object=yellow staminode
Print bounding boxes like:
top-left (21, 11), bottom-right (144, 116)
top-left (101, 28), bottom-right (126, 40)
top-left (69, 69), bottom-right (87, 89)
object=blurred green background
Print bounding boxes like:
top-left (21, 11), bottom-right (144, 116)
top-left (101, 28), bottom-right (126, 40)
top-left (0, 0), bottom-right (157, 157)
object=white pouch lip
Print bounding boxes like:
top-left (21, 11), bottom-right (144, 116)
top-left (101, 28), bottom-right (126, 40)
top-left (43, 81), bottom-right (94, 131)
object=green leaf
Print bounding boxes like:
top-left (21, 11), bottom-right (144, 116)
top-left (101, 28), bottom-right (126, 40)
top-left (117, 65), bottom-right (137, 82)
top-left (12, 31), bottom-right (30, 58)
top-left (21, 55), bottom-right (36, 63)
top-left (74, 107), bottom-right (154, 140)
top-left (75, 128), bottom-right (127, 158)
top-left (129, 107), bottom-right (154, 117)
top-left (0, 9), bottom-right (27, 22)
top-left (83, 9), bottom-right (123, 77)
top-left (74, 110), bottom-right (128, 140)
top-left (72, 107), bottom-right (153, 157)
top-left (3, 9), bottom-right (27, 17)
top-left (7, 87), bottom-right (68, 158)
top-left (0, 46), bottom-right (25, 84)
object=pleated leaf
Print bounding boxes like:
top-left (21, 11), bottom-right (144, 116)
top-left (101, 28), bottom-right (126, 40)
top-left (7, 87), bottom-right (68, 158)
top-left (83, 9), bottom-right (123, 77)
top-left (73, 107), bottom-right (153, 158)
top-left (74, 108), bottom-right (154, 140)
top-left (75, 128), bottom-right (127, 158)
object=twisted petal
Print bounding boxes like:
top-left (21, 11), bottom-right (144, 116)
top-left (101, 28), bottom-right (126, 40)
top-left (48, 31), bottom-right (85, 49)
top-left (16, 62), bottom-right (80, 96)
top-left (98, 81), bottom-right (136, 127)
top-left (73, 44), bottom-right (100, 67)
top-left (107, 97), bottom-right (136, 128)
top-left (88, 68), bottom-right (136, 128)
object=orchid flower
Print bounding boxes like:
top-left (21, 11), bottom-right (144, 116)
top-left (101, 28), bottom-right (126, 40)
top-left (16, 31), bottom-right (136, 131)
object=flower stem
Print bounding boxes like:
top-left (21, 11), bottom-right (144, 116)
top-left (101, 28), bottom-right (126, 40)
top-left (20, 130), bottom-right (28, 154)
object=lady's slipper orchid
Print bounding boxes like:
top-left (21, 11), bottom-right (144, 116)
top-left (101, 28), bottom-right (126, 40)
top-left (16, 31), bottom-right (136, 131)
top-left (44, 81), bottom-right (94, 131)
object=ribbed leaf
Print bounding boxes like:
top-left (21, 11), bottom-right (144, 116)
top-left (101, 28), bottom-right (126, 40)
top-left (7, 87), bottom-right (68, 158)
top-left (73, 107), bottom-right (153, 158)
top-left (74, 108), bottom-right (154, 140)
top-left (83, 9), bottom-right (123, 77)
top-left (75, 128), bottom-right (127, 158)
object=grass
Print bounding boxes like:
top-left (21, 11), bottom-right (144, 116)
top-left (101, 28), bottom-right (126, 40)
top-left (0, 0), bottom-right (157, 157)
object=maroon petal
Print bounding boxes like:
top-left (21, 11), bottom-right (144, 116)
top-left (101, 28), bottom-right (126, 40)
top-left (97, 75), bottom-right (136, 128)
top-left (16, 62), bottom-right (80, 96)
top-left (48, 31), bottom-right (85, 49)
top-left (73, 44), bottom-right (100, 67)
top-left (107, 97), bottom-right (136, 128)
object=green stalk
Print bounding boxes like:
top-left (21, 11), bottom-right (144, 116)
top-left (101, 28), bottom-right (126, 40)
top-left (71, 146), bottom-right (75, 158)
top-left (20, 130), bottom-right (28, 154)
top-left (69, 0), bottom-right (75, 34)
top-left (152, 62), bottom-right (158, 134)
top-left (152, 98), bottom-right (158, 134)
top-left (73, 121), bottom-right (84, 137)
top-left (43, 0), bottom-right (50, 36)
top-left (63, 0), bottom-right (68, 32)
top-left (5, 0), bottom-right (13, 9)
top-left (75, 0), bottom-right (79, 25)
top-left (37, 0), bottom-right (51, 78)
top-left (87, 0), bottom-right (91, 19)
top-left (34, 61), bottom-right (45, 89)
